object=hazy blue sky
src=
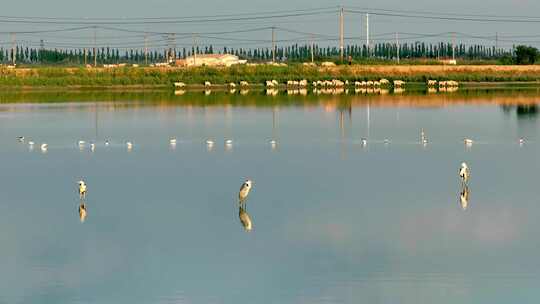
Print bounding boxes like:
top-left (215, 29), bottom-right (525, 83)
top-left (2, 0), bottom-right (540, 49)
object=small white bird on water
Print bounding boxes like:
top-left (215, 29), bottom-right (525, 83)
top-left (421, 129), bottom-right (428, 145)
top-left (238, 179), bottom-right (253, 202)
top-left (225, 139), bottom-right (233, 146)
top-left (78, 180), bottom-right (87, 199)
top-left (269, 139), bottom-right (277, 149)
top-left (104, 140), bottom-right (110, 146)
top-left (40, 143), bottom-right (48, 152)
top-left (459, 162), bottom-right (470, 184)
top-left (126, 142), bottom-right (133, 150)
top-left (17, 136), bottom-right (25, 142)
top-left (519, 138), bottom-right (525, 146)
top-left (361, 138), bottom-right (368, 147)
top-left (464, 138), bottom-right (474, 147)
top-left (170, 138), bottom-right (177, 145)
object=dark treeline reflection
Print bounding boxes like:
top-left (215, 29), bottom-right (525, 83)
top-left (502, 104), bottom-right (539, 120)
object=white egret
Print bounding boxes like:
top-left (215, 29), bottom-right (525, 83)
top-left (78, 180), bottom-right (87, 199)
top-left (459, 162), bottom-right (470, 184)
top-left (361, 138), bottom-right (368, 147)
top-left (239, 180), bottom-right (253, 202)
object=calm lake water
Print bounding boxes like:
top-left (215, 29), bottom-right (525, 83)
top-left (0, 89), bottom-right (539, 304)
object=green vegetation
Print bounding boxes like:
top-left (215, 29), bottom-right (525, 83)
top-left (515, 45), bottom-right (539, 65)
top-left (1, 64), bottom-right (540, 88)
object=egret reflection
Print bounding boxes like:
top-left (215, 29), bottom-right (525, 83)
top-left (459, 186), bottom-right (470, 210)
top-left (78, 202), bottom-right (87, 223)
top-left (238, 205), bottom-right (253, 232)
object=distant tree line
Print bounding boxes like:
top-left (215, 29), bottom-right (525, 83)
top-left (0, 42), bottom-right (534, 65)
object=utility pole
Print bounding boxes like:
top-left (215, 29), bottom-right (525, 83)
top-left (192, 33), bottom-right (198, 66)
top-left (495, 32), bottom-right (498, 55)
top-left (396, 32), bottom-right (400, 63)
top-left (10, 32), bottom-right (16, 65)
top-left (366, 13), bottom-right (370, 56)
top-left (144, 34), bottom-right (148, 65)
top-left (172, 33), bottom-right (176, 61)
top-left (339, 7), bottom-right (344, 62)
top-left (93, 26), bottom-right (97, 67)
top-left (310, 34), bottom-right (314, 63)
top-left (452, 32), bottom-right (456, 61)
top-left (271, 26), bottom-right (276, 62)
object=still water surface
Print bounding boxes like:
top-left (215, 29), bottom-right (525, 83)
top-left (0, 90), bottom-right (539, 304)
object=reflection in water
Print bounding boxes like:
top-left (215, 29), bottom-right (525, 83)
top-left (78, 202), bottom-right (87, 223)
top-left (459, 186), bottom-right (470, 210)
top-left (517, 104), bottom-right (538, 119)
top-left (238, 205), bottom-right (253, 232)
top-left (206, 140), bottom-right (215, 151)
top-left (225, 139), bottom-right (233, 151)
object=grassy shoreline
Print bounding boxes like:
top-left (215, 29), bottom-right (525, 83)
top-left (1, 65), bottom-right (540, 88)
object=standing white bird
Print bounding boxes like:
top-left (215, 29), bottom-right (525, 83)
top-left (459, 162), bottom-right (470, 184)
top-left (360, 138), bottom-right (368, 146)
top-left (90, 143), bottom-right (95, 151)
top-left (239, 206), bottom-right (253, 232)
top-left (238, 180), bottom-right (253, 202)
top-left (78, 180), bottom-right (87, 199)
top-left (79, 202), bottom-right (87, 223)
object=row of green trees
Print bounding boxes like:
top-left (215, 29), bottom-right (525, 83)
top-left (0, 42), bottom-right (533, 65)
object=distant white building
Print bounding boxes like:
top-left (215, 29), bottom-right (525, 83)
top-left (176, 54), bottom-right (247, 67)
